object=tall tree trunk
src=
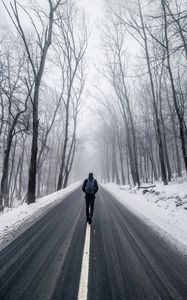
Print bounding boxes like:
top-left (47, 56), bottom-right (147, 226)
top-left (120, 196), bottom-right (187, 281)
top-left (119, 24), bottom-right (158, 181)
top-left (18, 137), bottom-right (26, 200)
top-left (117, 44), bottom-right (140, 186)
top-left (63, 115), bottom-right (77, 188)
top-left (127, 104), bottom-right (140, 187)
top-left (116, 126), bottom-right (125, 184)
top-left (138, 0), bottom-right (167, 184)
top-left (165, 82), bottom-right (182, 177)
top-left (8, 138), bottom-right (17, 201)
top-left (160, 105), bottom-right (172, 181)
top-left (126, 149), bottom-right (130, 184)
top-left (111, 140), bottom-right (120, 184)
top-left (63, 138), bottom-right (76, 188)
top-left (144, 152), bottom-right (148, 183)
top-left (28, 85), bottom-right (39, 203)
top-left (10, 158), bottom-right (20, 206)
top-left (37, 167), bottom-right (42, 198)
top-left (0, 120), bottom-right (18, 208)
top-left (148, 133), bottom-right (158, 181)
top-left (57, 105), bottom-right (69, 190)
top-left (106, 144), bottom-right (110, 182)
top-left (27, 8), bottom-right (55, 204)
top-left (161, 0), bottom-right (187, 172)
top-left (46, 149), bottom-right (53, 194)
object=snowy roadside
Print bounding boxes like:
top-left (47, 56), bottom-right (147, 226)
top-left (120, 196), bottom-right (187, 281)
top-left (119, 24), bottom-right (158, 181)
top-left (0, 182), bottom-right (81, 251)
top-left (102, 180), bottom-right (187, 254)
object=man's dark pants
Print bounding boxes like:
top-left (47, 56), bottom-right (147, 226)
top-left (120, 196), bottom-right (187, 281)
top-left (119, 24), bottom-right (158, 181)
top-left (85, 194), bottom-right (95, 218)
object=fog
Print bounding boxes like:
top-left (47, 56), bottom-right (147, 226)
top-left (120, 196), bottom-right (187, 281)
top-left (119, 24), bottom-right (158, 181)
top-left (0, 0), bottom-right (186, 208)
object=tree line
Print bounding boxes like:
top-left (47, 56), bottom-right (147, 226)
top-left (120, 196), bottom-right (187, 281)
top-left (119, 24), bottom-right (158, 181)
top-left (0, 0), bottom-right (87, 210)
top-left (93, 0), bottom-right (187, 186)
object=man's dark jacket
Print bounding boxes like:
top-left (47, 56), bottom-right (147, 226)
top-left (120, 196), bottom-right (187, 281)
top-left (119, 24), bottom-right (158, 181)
top-left (82, 178), bottom-right (99, 200)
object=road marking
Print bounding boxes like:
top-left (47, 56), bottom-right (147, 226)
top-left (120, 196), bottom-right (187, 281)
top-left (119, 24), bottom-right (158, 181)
top-left (78, 224), bottom-right (91, 300)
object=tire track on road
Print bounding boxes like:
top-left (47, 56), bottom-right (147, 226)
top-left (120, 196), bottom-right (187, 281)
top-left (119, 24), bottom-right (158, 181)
top-left (0, 188), bottom-right (86, 300)
top-left (88, 187), bottom-right (187, 300)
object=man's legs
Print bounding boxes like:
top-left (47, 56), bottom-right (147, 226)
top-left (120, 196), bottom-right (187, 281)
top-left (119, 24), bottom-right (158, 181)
top-left (90, 198), bottom-right (95, 217)
top-left (86, 198), bottom-right (90, 221)
top-left (86, 197), bottom-right (95, 223)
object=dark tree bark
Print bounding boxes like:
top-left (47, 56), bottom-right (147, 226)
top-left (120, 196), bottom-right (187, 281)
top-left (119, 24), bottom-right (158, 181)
top-left (3, 0), bottom-right (64, 204)
top-left (18, 136), bottom-right (26, 200)
top-left (0, 96), bottom-right (29, 209)
top-left (161, 0), bottom-right (187, 172)
top-left (138, 0), bottom-right (168, 184)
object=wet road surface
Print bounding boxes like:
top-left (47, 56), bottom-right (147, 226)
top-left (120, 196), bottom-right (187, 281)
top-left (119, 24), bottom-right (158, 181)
top-left (0, 186), bottom-right (187, 299)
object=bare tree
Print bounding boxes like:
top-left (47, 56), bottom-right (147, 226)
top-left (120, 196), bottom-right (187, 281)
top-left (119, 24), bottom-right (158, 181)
top-left (0, 39), bottom-right (32, 210)
top-left (100, 17), bottom-right (140, 186)
top-left (3, 0), bottom-right (65, 203)
top-left (54, 0), bottom-right (88, 190)
top-left (160, 0), bottom-right (187, 171)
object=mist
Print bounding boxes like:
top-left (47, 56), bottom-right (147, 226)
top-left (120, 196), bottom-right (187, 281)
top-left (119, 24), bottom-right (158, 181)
top-left (0, 0), bottom-right (186, 209)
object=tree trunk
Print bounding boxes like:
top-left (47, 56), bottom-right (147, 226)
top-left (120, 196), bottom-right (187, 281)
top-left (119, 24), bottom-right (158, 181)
top-left (10, 158), bottom-right (20, 207)
top-left (63, 138), bottom-right (76, 188)
top-left (57, 89), bottom-right (71, 191)
top-left (126, 149), bottom-right (130, 184)
top-left (160, 104), bottom-right (172, 181)
top-left (27, 9), bottom-right (55, 204)
top-left (46, 148), bottom-right (53, 194)
top-left (27, 90), bottom-right (39, 203)
top-left (138, 0), bottom-right (167, 185)
top-left (37, 167), bottom-right (42, 198)
top-left (8, 138), bottom-right (18, 203)
top-left (0, 121), bottom-right (18, 208)
top-left (161, 0), bottom-right (187, 172)
top-left (106, 144), bottom-right (110, 182)
top-left (116, 126), bottom-right (125, 184)
top-left (144, 152), bottom-right (148, 183)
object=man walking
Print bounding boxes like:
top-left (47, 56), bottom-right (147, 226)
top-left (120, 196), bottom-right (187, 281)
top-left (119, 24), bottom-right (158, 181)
top-left (82, 172), bottom-right (99, 224)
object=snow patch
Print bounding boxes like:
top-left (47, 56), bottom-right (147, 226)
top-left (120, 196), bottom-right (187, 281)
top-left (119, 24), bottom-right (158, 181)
top-left (102, 180), bottom-right (187, 255)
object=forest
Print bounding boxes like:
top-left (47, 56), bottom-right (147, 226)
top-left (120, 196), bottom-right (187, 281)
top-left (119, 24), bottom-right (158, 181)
top-left (93, 0), bottom-right (187, 188)
top-left (0, 0), bottom-right (186, 211)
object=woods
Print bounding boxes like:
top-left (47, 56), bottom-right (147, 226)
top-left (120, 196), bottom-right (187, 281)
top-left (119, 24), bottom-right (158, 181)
top-left (0, 0), bottom-right (186, 211)
top-left (93, 0), bottom-right (187, 186)
top-left (0, 0), bottom-right (87, 210)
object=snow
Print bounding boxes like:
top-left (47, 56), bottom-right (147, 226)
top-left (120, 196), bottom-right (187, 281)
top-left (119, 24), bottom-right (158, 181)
top-left (102, 179), bottom-right (187, 255)
top-left (0, 182), bottom-right (81, 251)
top-left (1, 178), bottom-right (187, 256)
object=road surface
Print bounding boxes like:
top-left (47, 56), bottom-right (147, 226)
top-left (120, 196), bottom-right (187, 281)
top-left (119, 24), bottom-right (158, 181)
top-left (0, 186), bottom-right (187, 300)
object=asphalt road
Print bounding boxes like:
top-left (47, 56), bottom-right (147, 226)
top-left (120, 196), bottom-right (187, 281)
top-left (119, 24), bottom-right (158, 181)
top-left (0, 186), bottom-right (187, 300)
top-left (0, 187), bottom-right (86, 300)
top-left (89, 188), bottom-right (187, 300)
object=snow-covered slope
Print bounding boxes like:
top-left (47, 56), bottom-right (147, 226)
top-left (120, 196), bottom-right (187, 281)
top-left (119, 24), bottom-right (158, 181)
top-left (102, 179), bottom-right (187, 254)
top-left (0, 182), bottom-right (81, 251)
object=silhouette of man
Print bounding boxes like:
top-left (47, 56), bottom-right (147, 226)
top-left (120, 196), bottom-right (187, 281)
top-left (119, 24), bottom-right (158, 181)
top-left (82, 172), bottom-right (99, 224)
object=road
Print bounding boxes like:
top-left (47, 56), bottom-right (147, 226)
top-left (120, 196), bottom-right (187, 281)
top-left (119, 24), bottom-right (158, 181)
top-left (0, 186), bottom-right (187, 300)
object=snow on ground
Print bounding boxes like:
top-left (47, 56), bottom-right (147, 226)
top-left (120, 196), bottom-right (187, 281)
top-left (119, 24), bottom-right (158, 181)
top-left (1, 177), bottom-right (187, 256)
top-left (0, 182), bottom-right (81, 251)
top-left (102, 178), bottom-right (187, 255)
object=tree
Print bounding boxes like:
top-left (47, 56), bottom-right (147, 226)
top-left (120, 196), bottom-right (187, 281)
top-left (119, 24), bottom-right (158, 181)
top-left (0, 37), bottom-right (32, 210)
top-left (100, 17), bottom-right (140, 186)
top-left (54, 0), bottom-right (88, 190)
top-left (3, 0), bottom-right (64, 203)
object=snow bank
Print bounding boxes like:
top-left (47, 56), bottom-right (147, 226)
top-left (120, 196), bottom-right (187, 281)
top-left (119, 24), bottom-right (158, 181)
top-left (102, 180), bottom-right (187, 254)
top-left (0, 182), bottom-right (81, 251)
